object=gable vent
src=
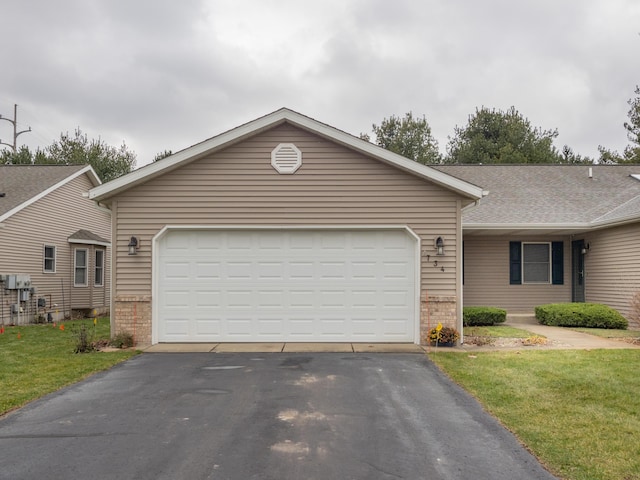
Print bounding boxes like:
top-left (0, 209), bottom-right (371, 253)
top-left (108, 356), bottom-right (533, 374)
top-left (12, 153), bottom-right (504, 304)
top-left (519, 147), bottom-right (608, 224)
top-left (271, 143), bottom-right (302, 174)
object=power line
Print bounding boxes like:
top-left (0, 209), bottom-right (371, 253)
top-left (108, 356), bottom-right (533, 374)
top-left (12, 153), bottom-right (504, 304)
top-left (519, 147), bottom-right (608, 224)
top-left (0, 104), bottom-right (32, 151)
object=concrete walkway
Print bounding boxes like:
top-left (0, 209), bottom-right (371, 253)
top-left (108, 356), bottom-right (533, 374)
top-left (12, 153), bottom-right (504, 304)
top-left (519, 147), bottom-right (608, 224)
top-left (144, 342), bottom-right (426, 353)
top-left (459, 314), bottom-right (640, 352)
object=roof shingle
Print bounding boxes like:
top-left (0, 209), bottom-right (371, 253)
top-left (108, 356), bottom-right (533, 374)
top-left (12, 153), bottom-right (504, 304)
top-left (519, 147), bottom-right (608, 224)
top-left (433, 165), bottom-right (640, 227)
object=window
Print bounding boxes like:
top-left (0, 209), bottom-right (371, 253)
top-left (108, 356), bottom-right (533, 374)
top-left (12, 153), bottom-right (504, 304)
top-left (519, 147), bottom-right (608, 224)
top-left (95, 250), bottom-right (104, 287)
top-left (74, 249), bottom-right (88, 287)
top-left (510, 241), bottom-right (563, 285)
top-left (44, 245), bottom-right (56, 273)
top-left (522, 243), bottom-right (550, 283)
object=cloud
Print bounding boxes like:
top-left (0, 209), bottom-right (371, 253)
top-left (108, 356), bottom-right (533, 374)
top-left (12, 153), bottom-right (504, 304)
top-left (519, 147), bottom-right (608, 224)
top-left (1, 0), bottom-right (638, 166)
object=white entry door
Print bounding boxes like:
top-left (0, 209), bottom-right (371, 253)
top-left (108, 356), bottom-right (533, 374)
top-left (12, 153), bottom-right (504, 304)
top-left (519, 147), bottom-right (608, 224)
top-left (156, 229), bottom-right (417, 343)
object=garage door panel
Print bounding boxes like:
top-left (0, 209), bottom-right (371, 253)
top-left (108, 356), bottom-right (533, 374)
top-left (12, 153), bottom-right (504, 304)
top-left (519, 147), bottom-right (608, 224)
top-left (164, 262), bottom-right (190, 279)
top-left (257, 290), bottom-right (285, 308)
top-left (257, 318), bottom-right (283, 335)
top-left (319, 262), bottom-right (347, 279)
top-left (290, 262), bottom-right (314, 279)
top-left (194, 290), bottom-right (220, 307)
top-left (195, 318), bottom-right (222, 336)
top-left (226, 318), bottom-right (252, 336)
top-left (194, 262), bottom-right (221, 279)
top-left (227, 262), bottom-right (252, 279)
top-left (289, 290), bottom-right (315, 308)
top-left (257, 262), bottom-right (284, 279)
top-left (163, 318), bottom-right (190, 337)
top-left (157, 229), bottom-right (416, 342)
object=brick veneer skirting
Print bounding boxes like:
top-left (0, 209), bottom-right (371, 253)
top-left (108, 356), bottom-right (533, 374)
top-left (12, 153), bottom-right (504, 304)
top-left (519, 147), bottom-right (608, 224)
top-left (420, 296), bottom-right (457, 345)
top-left (114, 295), bottom-right (152, 346)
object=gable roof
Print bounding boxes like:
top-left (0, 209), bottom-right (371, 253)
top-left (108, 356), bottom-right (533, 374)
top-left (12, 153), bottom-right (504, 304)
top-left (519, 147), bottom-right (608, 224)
top-left (0, 165), bottom-right (101, 223)
top-left (89, 108), bottom-right (485, 202)
top-left (434, 165), bottom-right (640, 234)
top-left (68, 229), bottom-right (110, 246)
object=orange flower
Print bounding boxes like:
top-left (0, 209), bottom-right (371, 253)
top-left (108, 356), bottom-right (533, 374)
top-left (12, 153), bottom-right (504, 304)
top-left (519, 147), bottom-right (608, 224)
top-left (59, 324), bottom-right (65, 331)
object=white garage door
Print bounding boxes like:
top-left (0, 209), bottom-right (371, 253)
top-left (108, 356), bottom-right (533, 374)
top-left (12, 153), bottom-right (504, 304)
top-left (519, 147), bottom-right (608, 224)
top-left (156, 229), bottom-right (417, 343)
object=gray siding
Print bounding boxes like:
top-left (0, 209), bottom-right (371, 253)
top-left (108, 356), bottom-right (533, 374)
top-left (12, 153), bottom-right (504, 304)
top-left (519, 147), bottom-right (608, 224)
top-left (463, 235), bottom-right (572, 312)
top-left (112, 123), bottom-right (462, 302)
top-left (0, 174), bottom-right (111, 323)
top-left (584, 223), bottom-right (640, 328)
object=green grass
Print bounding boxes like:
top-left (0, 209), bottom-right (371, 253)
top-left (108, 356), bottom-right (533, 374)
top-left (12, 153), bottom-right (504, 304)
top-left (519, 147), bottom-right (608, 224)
top-left (430, 350), bottom-right (640, 480)
top-left (464, 325), bottom-right (537, 338)
top-left (0, 318), bottom-right (137, 415)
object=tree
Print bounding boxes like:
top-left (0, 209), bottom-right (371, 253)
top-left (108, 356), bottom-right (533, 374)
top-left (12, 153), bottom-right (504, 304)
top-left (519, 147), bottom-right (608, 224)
top-left (446, 106), bottom-right (563, 164)
top-left (598, 86), bottom-right (640, 164)
top-left (363, 112), bottom-right (441, 164)
top-left (46, 128), bottom-right (136, 182)
top-left (1, 145), bottom-right (53, 165)
top-left (153, 150), bottom-right (173, 162)
top-left (561, 145), bottom-right (593, 165)
top-left (1, 129), bottom-right (136, 182)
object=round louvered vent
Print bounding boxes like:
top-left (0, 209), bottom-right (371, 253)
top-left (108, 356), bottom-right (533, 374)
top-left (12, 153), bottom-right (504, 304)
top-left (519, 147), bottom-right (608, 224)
top-left (271, 143), bottom-right (302, 174)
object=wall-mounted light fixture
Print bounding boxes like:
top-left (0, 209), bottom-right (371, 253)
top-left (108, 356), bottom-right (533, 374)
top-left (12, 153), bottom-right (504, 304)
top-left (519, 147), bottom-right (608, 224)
top-left (581, 243), bottom-right (590, 255)
top-left (435, 236), bottom-right (445, 256)
top-left (128, 236), bottom-right (139, 255)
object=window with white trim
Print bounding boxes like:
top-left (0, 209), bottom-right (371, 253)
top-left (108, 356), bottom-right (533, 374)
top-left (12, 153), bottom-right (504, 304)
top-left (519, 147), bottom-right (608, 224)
top-left (74, 248), bottom-right (88, 287)
top-left (522, 242), bottom-right (551, 283)
top-left (94, 249), bottom-right (104, 287)
top-left (510, 241), bottom-right (563, 285)
top-left (44, 245), bottom-right (56, 273)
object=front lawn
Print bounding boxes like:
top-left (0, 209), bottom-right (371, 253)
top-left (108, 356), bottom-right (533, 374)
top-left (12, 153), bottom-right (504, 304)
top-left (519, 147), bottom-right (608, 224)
top-left (0, 318), bottom-right (137, 416)
top-left (430, 350), bottom-right (640, 480)
top-left (464, 325), bottom-right (535, 338)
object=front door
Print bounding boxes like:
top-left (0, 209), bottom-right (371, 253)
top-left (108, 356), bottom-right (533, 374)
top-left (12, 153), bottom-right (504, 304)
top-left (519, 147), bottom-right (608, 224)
top-left (571, 240), bottom-right (586, 303)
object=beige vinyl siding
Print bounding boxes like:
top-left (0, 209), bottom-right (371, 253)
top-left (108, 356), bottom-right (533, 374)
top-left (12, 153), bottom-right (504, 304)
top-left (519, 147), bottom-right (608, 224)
top-left (584, 223), bottom-right (640, 327)
top-left (112, 123), bottom-right (462, 301)
top-left (463, 235), bottom-right (572, 312)
top-left (0, 174), bottom-right (110, 323)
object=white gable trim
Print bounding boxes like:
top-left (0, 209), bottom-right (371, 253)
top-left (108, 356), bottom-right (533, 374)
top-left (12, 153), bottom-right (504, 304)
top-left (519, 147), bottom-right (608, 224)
top-left (0, 166), bottom-right (101, 223)
top-left (68, 238), bottom-right (111, 247)
top-left (89, 108), bottom-right (485, 202)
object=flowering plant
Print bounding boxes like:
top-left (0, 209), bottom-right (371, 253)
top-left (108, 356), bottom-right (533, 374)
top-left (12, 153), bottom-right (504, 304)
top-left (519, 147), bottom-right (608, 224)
top-left (428, 326), bottom-right (459, 345)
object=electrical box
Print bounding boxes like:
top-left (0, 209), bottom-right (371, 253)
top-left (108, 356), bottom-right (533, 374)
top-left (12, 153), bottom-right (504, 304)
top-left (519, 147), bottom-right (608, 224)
top-left (37, 297), bottom-right (46, 308)
top-left (19, 290), bottom-right (30, 302)
top-left (6, 275), bottom-right (17, 289)
top-left (10, 303), bottom-right (19, 314)
top-left (16, 275), bottom-right (31, 289)
top-left (30, 286), bottom-right (38, 294)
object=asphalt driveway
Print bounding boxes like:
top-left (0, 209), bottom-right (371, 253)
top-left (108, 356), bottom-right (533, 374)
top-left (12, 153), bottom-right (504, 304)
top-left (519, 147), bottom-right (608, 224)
top-left (0, 353), bottom-right (557, 480)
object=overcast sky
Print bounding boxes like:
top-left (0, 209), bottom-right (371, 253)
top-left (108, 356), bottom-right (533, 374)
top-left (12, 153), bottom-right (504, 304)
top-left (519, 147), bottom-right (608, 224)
top-left (1, 0), bottom-right (639, 169)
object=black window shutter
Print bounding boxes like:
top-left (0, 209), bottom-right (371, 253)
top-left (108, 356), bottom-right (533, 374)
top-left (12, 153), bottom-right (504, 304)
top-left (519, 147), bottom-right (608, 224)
top-left (552, 241), bottom-right (564, 285)
top-left (509, 241), bottom-right (522, 285)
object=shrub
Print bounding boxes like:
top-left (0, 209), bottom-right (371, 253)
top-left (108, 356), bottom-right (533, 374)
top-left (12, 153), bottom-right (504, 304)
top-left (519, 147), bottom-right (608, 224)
top-left (109, 332), bottom-right (135, 349)
top-left (463, 306), bottom-right (507, 326)
top-left (72, 323), bottom-right (96, 353)
top-left (428, 326), bottom-right (459, 345)
top-left (535, 303), bottom-right (628, 329)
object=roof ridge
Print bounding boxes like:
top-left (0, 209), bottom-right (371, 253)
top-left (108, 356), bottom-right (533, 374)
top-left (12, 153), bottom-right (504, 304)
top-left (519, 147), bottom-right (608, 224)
top-left (590, 192), bottom-right (640, 224)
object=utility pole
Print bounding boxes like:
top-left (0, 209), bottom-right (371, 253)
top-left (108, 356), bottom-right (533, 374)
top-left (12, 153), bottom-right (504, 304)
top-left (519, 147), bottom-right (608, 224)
top-left (0, 104), bottom-right (31, 152)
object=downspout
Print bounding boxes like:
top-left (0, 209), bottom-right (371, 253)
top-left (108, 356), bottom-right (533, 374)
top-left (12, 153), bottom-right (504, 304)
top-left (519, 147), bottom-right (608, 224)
top-left (456, 199), bottom-right (464, 344)
top-left (109, 200), bottom-right (116, 337)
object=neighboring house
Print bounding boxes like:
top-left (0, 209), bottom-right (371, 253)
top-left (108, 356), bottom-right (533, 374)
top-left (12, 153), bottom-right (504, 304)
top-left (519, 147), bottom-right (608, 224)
top-left (0, 165), bottom-right (111, 325)
top-left (435, 165), bottom-right (640, 328)
top-left (89, 108), bottom-right (484, 346)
